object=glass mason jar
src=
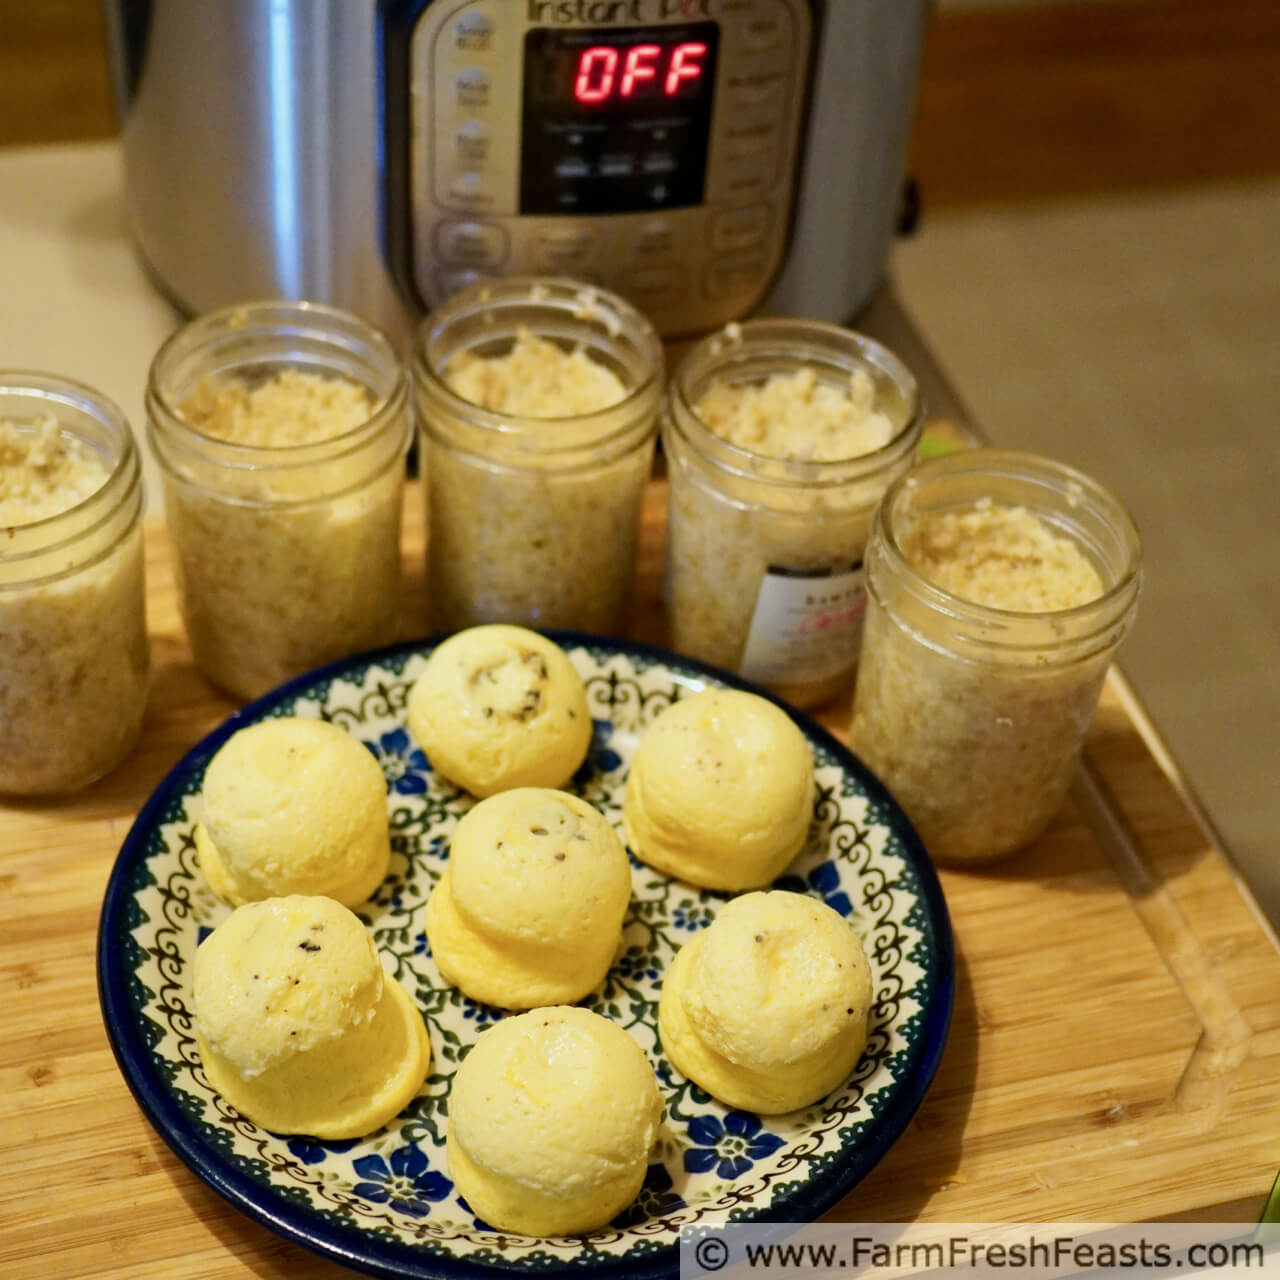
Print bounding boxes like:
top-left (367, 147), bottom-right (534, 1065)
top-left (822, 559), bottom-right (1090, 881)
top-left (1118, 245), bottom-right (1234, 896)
top-left (850, 449), bottom-right (1143, 864)
top-left (147, 301), bottom-right (411, 701)
top-left (413, 277), bottom-right (663, 634)
top-left (1, 374), bottom-right (149, 795)
top-left (664, 320), bottom-right (922, 707)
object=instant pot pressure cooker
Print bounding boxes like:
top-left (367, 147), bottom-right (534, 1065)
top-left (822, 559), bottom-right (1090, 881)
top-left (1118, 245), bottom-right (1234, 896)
top-left (104, 0), bottom-right (928, 339)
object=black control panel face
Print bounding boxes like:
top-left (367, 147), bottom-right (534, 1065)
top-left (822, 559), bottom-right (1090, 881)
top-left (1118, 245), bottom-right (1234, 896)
top-left (519, 23), bottom-right (720, 215)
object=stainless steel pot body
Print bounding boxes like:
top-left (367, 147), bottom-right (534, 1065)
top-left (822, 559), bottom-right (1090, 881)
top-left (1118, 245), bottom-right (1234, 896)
top-left (105, 0), bottom-right (927, 340)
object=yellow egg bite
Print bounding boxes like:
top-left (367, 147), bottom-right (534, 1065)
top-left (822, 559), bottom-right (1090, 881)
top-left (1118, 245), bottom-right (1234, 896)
top-left (659, 891), bottom-right (872, 1114)
top-left (623, 689), bottom-right (814, 891)
top-left (195, 717), bottom-right (390, 908)
top-left (447, 1007), bottom-right (662, 1235)
top-left (426, 789), bottom-right (631, 1009)
top-left (192, 896), bottom-right (430, 1139)
top-left (406, 625), bottom-right (591, 798)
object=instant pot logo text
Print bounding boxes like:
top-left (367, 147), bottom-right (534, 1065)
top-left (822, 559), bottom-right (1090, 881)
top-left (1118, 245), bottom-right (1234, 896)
top-left (528, 0), bottom-right (710, 23)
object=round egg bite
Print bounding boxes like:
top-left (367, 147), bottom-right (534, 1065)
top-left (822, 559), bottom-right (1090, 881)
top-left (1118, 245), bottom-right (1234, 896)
top-left (406, 625), bottom-right (591, 798)
top-left (195, 717), bottom-right (390, 908)
top-left (658, 891), bottom-right (873, 1114)
top-left (622, 689), bottom-right (814, 891)
top-left (426, 788), bottom-right (631, 1009)
top-left (192, 895), bottom-right (430, 1139)
top-left (447, 1006), bottom-right (662, 1236)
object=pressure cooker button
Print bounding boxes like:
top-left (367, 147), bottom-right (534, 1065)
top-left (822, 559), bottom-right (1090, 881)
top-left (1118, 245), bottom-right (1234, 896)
top-left (721, 130), bottom-right (778, 194)
top-left (454, 10), bottom-right (494, 54)
top-left (455, 67), bottom-right (491, 109)
top-left (619, 265), bottom-right (686, 310)
top-left (454, 120), bottom-right (490, 169)
top-left (726, 70), bottom-right (784, 111)
top-left (704, 252), bottom-right (769, 301)
top-left (711, 203), bottom-right (772, 253)
top-left (632, 217), bottom-right (683, 261)
top-left (741, 16), bottom-right (784, 52)
top-left (533, 228), bottom-right (598, 272)
top-left (643, 153), bottom-right (676, 175)
top-left (598, 156), bottom-right (635, 178)
top-left (445, 171), bottom-right (496, 209)
top-left (435, 220), bottom-right (509, 268)
top-left (554, 157), bottom-right (591, 180)
top-left (435, 268), bottom-right (497, 301)
top-left (723, 171), bottom-right (768, 200)
top-left (724, 125), bottom-right (777, 162)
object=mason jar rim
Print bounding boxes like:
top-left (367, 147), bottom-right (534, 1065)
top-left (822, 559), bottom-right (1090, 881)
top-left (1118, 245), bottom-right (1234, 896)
top-left (871, 448), bottom-right (1143, 639)
top-left (412, 276), bottom-right (664, 450)
top-left (0, 371), bottom-right (141, 557)
top-left (146, 299), bottom-right (408, 464)
top-left (666, 318), bottom-right (924, 490)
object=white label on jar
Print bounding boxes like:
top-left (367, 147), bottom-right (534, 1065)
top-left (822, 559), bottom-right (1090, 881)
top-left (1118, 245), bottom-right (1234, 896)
top-left (738, 563), bottom-right (867, 685)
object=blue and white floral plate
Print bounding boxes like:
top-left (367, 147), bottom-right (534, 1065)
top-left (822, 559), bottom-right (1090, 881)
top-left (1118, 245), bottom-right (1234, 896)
top-left (98, 634), bottom-right (953, 1280)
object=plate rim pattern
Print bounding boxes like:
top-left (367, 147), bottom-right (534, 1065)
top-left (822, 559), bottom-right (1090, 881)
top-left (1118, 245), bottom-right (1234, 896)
top-left (97, 631), bottom-right (955, 1280)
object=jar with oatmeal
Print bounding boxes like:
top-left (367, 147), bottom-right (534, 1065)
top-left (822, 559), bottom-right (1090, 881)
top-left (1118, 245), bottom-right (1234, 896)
top-left (147, 302), bottom-right (411, 701)
top-left (664, 319), bottom-right (922, 707)
top-left (851, 449), bottom-right (1142, 863)
top-left (412, 277), bottom-right (663, 635)
top-left (1, 374), bottom-right (149, 795)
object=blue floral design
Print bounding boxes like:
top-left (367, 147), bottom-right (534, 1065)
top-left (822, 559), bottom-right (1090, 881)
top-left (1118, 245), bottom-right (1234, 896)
top-left (412, 930), bottom-right (429, 956)
top-left (352, 1147), bottom-right (451, 1218)
top-left (365, 728), bottom-right (431, 795)
top-left (683, 1112), bottom-right (785, 1180)
top-left (461, 1000), bottom-right (502, 1028)
top-left (775, 863), bottom-right (853, 918)
top-left (287, 1136), bottom-right (358, 1165)
top-left (808, 862), bottom-right (854, 917)
top-left (613, 1163), bottom-right (687, 1227)
top-left (457, 1194), bottom-right (495, 1232)
top-left (370, 882), bottom-right (405, 911)
top-left (613, 944), bottom-right (660, 983)
top-left (672, 902), bottom-right (714, 932)
top-left (574, 719), bottom-right (623, 784)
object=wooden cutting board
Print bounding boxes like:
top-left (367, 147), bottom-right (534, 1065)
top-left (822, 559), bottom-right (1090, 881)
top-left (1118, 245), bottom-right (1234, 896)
top-left (2, 477), bottom-right (1279, 1279)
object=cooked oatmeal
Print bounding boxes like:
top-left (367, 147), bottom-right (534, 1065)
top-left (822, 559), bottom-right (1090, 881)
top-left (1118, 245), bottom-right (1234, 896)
top-left (1, 414), bottom-right (148, 794)
top-left (425, 440), bottom-right (651, 632)
top-left (898, 499), bottom-right (1103, 610)
top-left (665, 325), bottom-right (920, 707)
top-left (154, 365), bottom-right (406, 701)
top-left (178, 368), bottom-right (373, 447)
top-left (852, 487), bottom-right (1136, 862)
top-left (694, 367), bottom-right (894, 463)
top-left (418, 292), bottom-right (660, 635)
top-left (163, 468), bottom-right (403, 700)
top-left (443, 328), bottom-right (627, 418)
top-left (0, 418), bottom-right (107, 523)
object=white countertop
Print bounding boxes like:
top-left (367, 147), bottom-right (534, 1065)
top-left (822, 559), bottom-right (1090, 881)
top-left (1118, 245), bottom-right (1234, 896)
top-left (1, 143), bottom-right (179, 509)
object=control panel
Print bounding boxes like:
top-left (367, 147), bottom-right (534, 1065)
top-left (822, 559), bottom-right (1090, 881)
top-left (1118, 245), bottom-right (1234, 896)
top-left (408, 0), bottom-right (813, 336)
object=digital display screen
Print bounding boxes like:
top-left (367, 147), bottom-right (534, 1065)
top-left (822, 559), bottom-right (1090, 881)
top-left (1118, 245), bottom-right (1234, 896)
top-left (520, 23), bottom-right (719, 216)
top-left (570, 40), bottom-right (711, 104)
